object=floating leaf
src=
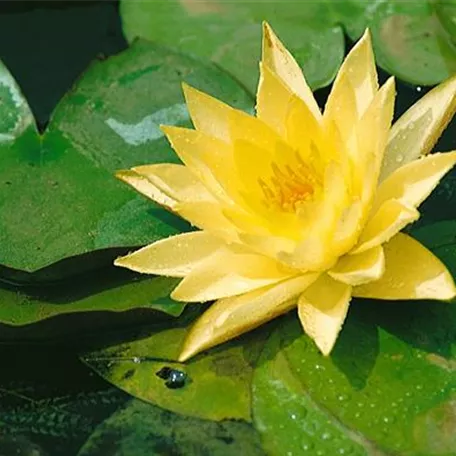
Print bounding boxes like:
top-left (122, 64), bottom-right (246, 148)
top-left (0, 268), bottom-right (183, 327)
top-left (253, 330), bottom-right (367, 455)
top-left (82, 312), bottom-right (269, 422)
top-left (77, 399), bottom-right (265, 456)
top-left (120, 0), bottom-right (345, 94)
top-left (252, 301), bottom-right (456, 455)
top-left (0, 40), bottom-right (252, 276)
top-left (335, 0), bottom-right (456, 86)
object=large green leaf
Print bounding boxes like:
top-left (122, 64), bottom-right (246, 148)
top-left (120, 0), bottom-right (345, 94)
top-left (253, 330), bottom-right (367, 456)
top-left (120, 0), bottom-right (456, 92)
top-left (82, 311), bottom-right (269, 422)
top-left (77, 399), bottom-right (265, 456)
top-left (334, 0), bottom-right (456, 86)
top-left (0, 39), bottom-right (253, 276)
top-left (0, 268), bottom-right (183, 327)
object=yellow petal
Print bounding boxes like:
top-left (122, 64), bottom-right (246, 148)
top-left (132, 163), bottom-right (214, 204)
top-left (353, 199), bottom-right (419, 254)
top-left (182, 83), bottom-right (233, 142)
top-left (262, 22), bottom-right (321, 121)
top-left (298, 274), bottom-right (352, 356)
top-left (160, 125), bottom-right (238, 204)
top-left (381, 74), bottom-right (456, 180)
top-left (228, 107), bottom-right (279, 154)
top-left (256, 62), bottom-right (294, 137)
top-left (174, 201), bottom-right (239, 242)
top-left (374, 151), bottom-right (456, 210)
top-left (328, 245), bottom-right (385, 286)
top-left (179, 274), bottom-right (319, 361)
top-left (354, 233), bottom-right (456, 300)
top-left (286, 94), bottom-right (324, 156)
top-left (356, 77), bottom-right (396, 206)
top-left (326, 29), bottom-right (378, 119)
top-left (114, 231), bottom-right (222, 277)
top-left (280, 164), bottom-right (349, 271)
top-left (238, 232), bottom-right (296, 260)
top-left (116, 169), bottom-right (176, 209)
top-left (171, 247), bottom-right (297, 302)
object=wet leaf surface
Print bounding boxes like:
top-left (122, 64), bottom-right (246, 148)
top-left (82, 310), bottom-right (269, 422)
top-left (0, 39), bottom-right (252, 276)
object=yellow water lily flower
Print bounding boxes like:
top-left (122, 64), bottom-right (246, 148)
top-left (115, 23), bottom-right (456, 361)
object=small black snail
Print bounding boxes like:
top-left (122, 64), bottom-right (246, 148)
top-left (155, 366), bottom-right (188, 389)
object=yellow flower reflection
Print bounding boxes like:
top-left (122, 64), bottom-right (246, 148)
top-left (115, 23), bottom-right (456, 361)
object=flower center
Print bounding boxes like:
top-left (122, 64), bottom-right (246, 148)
top-left (259, 153), bottom-right (320, 213)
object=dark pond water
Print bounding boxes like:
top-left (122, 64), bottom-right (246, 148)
top-left (0, 2), bottom-right (455, 455)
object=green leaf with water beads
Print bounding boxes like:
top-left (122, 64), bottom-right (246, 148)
top-left (82, 310), bottom-right (269, 422)
top-left (0, 39), bottom-right (252, 279)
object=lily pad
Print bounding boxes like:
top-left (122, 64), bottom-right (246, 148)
top-left (82, 311), bottom-right (269, 422)
top-left (335, 0), bottom-right (456, 86)
top-left (119, 0), bottom-right (345, 94)
top-left (0, 39), bottom-right (252, 276)
top-left (253, 330), bottom-right (367, 456)
top-left (0, 268), bottom-right (183, 327)
top-left (77, 399), bottom-right (265, 456)
top-left (252, 298), bottom-right (456, 456)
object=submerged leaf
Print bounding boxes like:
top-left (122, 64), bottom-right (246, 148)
top-left (82, 311), bottom-right (269, 422)
top-left (0, 268), bottom-right (183, 327)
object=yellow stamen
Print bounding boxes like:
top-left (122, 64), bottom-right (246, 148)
top-left (259, 155), bottom-right (320, 212)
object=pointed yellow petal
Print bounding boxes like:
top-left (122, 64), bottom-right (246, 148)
top-left (256, 62), bottom-right (294, 137)
top-left (356, 77), bottom-right (396, 209)
top-left (353, 199), bottom-right (419, 254)
top-left (326, 29), bottom-right (378, 120)
top-left (238, 232), bottom-right (296, 260)
top-left (174, 201), bottom-right (239, 242)
top-left (286, 94), bottom-right (323, 154)
top-left (179, 274), bottom-right (319, 361)
top-left (114, 231), bottom-right (222, 277)
top-left (228, 107), bottom-right (279, 154)
top-left (171, 247), bottom-right (296, 302)
top-left (182, 83), bottom-right (233, 141)
top-left (328, 245), bottom-right (384, 286)
top-left (160, 125), bottom-right (238, 204)
top-left (374, 151), bottom-right (456, 210)
top-left (262, 22), bottom-right (321, 121)
top-left (381, 74), bottom-right (456, 180)
top-left (354, 233), bottom-right (456, 300)
top-left (298, 274), bottom-right (352, 356)
top-left (132, 163), bottom-right (214, 204)
top-left (116, 169), bottom-right (176, 209)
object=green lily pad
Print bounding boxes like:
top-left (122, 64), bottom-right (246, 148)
top-left (77, 399), bottom-right (265, 456)
top-left (0, 39), bottom-right (253, 276)
top-left (0, 268), bottom-right (183, 327)
top-left (119, 0), bottom-right (345, 94)
top-left (335, 0), bottom-right (456, 86)
top-left (82, 311), bottom-right (269, 422)
top-left (252, 298), bottom-right (456, 456)
top-left (253, 330), bottom-right (367, 455)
